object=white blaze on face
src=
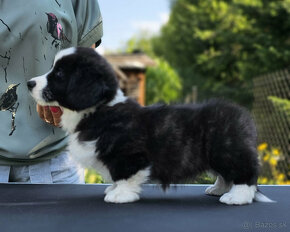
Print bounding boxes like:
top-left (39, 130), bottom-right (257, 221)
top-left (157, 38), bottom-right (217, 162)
top-left (53, 47), bottom-right (76, 65)
top-left (29, 70), bottom-right (51, 106)
top-left (29, 47), bottom-right (77, 106)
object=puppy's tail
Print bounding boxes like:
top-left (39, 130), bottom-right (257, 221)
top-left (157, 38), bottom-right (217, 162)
top-left (254, 188), bottom-right (276, 203)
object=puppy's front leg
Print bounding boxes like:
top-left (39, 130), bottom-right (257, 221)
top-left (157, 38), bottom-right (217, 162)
top-left (104, 183), bottom-right (117, 195)
top-left (104, 180), bottom-right (141, 203)
top-left (104, 168), bottom-right (150, 203)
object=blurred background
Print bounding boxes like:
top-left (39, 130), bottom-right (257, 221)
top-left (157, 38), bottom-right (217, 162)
top-left (86, 0), bottom-right (290, 185)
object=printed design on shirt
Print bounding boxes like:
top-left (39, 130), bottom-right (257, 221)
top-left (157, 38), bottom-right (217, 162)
top-left (0, 49), bottom-right (12, 83)
top-left (46, 13), bottom-right (70, 48)
top-left (0, 84), bottom-right (20, 136)
top-left (0, 18), bottom-right (11, 32)
top-left (54, 0), bottom-right (61, 7)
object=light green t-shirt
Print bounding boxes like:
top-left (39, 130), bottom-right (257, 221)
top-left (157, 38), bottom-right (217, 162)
top-left (0, 0), bottom-right (103, 165)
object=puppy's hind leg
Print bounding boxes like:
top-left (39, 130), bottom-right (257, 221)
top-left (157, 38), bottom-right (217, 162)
top-left (205, 175), bottom-right (232, 196)
top-left (219, 184), bottom-right (256, 205)
top-left (218, 153), bottom-right (258, 205)
top-left (104, 168), bottom-right (150, 203)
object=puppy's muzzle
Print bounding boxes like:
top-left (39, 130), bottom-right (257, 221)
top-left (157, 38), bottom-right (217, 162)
top-left (27, 80), bottom-right (36, 91)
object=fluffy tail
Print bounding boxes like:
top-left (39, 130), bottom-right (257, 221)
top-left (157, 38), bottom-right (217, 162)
top-left (254, 189), bottom-right (276, 203)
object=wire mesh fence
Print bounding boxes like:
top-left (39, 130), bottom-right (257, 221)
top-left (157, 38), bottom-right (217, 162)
top-left (252, 68), bottom-right (290, 184)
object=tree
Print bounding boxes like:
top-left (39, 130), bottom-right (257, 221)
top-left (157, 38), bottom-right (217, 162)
top-left (126, 31), bottom-right (155, 57)
top-left (146, 58), bottom-right (182, 105)
top-left (153, 0), bottom-right (290, 107)
top-left (125, 34), bottom-right (183, 105)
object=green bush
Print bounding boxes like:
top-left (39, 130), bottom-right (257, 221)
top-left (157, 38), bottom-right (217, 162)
top-left (85, 169), bottom-right (104, 184)
top-left (146, 58), bottom-right (182, 105)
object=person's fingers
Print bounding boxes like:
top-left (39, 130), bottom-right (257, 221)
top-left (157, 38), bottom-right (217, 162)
top-left (43, 106), bottom-right (54, 124)
top-left (36, 105), bottom-right (62, 127)
top-left (36, 104), bottom-right (45, 121)
top-left (50, 106), bottom-right (63, 127)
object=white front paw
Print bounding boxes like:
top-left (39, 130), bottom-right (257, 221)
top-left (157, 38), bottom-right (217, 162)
top-left (104, 184), bottom-right (116, 194)
top-left (104, 189), bottom-right (140, 203)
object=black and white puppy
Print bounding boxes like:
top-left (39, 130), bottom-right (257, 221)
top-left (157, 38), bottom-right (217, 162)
top-left (27, 47), bottom-right (273, 205)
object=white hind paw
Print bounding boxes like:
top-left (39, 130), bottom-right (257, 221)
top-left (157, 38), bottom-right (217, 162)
top-left (219, 192), bottom-right (253, 205)
top-left (219, 184), bottom-right (256, 205)
top-left (206, 185), bottom-right (228, 196)
top-left (205, 176), bottom-right (232, 196)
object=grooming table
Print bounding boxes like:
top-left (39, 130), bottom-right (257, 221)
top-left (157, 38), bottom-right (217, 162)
top-left (0, 184), bottom-right (288, 232)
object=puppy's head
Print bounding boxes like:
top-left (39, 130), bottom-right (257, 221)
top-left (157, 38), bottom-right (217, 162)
top-left (27, 47), bottom-right (118, 111)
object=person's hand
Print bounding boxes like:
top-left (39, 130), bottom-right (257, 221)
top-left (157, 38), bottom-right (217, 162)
top-left (37, 104), bottom-right (62, 127)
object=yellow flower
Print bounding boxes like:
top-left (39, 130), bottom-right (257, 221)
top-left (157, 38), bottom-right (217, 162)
top-left (269, 158), bottom-right (278, 166)
top-left (263, 153), bottom-right (270, 162)
top-left (272, 148), bottom-right (280, 156)
top-left (277, 173), bottom-right (285, 181)
top-left (258, 143), bottom-right (268, 151)
top-left (88, 174), bottom-right (97, 183)
top-left (259, 177), bottom-right (268, 184)
top-left (278, 180), bottom-right (290, 185)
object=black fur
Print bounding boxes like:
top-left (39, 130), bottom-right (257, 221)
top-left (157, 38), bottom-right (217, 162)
top-left (43, 47), bottom-right (118, 111)
top-left (34, 47), bottom-right (260, 189)
top-left (76, 98), bottom-right (259, 188)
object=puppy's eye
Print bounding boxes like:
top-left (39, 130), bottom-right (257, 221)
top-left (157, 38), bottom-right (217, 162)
top-left (55, 70), bottom-right (64, 78)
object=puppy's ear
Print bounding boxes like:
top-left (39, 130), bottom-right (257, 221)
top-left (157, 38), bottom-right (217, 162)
top-left (64, 70), bottom-right (117, 111)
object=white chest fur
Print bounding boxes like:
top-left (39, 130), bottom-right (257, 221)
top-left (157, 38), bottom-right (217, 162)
top-left (60, 107), bottom-right (96, 133)
top-left (68, 133), bottom-right (112, 182)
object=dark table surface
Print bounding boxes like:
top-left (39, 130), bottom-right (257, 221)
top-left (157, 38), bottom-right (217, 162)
top-left (0, 184), bottom-right (289, 232)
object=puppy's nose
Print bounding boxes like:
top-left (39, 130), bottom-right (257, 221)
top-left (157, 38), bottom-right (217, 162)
top-left (27, 80), bottom-right (36, 91)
